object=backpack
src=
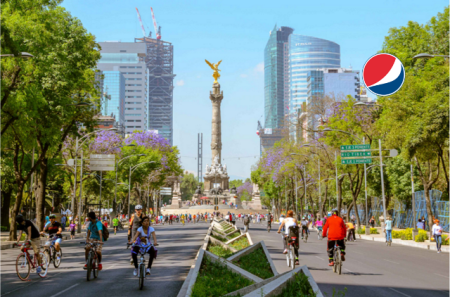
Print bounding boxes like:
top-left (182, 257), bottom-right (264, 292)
top-left (90, 220), bottom-right (109, 241)
top-left (244, 217), bottom-right (250, 225)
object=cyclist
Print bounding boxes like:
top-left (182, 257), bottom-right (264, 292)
top-left (113, 215), bottom-right (120, 235)
top-left (322, 209), bottom-right (346, 266)
top-left (277, 210), bottom-right (299, 265)
top-left (84, 211), bottom-right (104, 271)
top-left (267, 212), bottom-right (272, 229)
top-left (128, 205), bottom-right (144, 263)
top-left (41, 214), bottom-right (63, 261)
top-left (128, 216), bottom-right (158, 276)
top-left (279, 214), bottom-right (286, 252)
top-left (345, 219), bottom-right (356, 241)
top-left (300, 216), bottom-right (309, 239)
top-left (316, 217), bottom-right (323, 236)
top-left (16, 215), bottom-right (43, 274)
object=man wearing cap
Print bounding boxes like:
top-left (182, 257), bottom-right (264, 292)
top-left (41, 214), bottom-right (63, 260)
top-left (84, 211), bottom-right (104, 270)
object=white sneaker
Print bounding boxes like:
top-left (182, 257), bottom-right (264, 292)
top-left (146, 268), bottom-right (151, 275)
top-left (438, 251), bottom-right (441, 253)
top-left (283, 249), bottom-right (288, 254)
top-left (133, 268), bottom-right (138, 276)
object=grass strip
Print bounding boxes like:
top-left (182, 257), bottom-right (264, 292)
top-left (191, 257), bottom-right (253, 297)
top-left (274, 272), bottom-right (316, 297)
top-left (207, 243), bottom-right (234, 258)
top-left (211, 234), bottom-right (227, 242)
top-left (229, 237), bottom-right (250, 250)
top-left (235, 247), bottom-right (274, 279)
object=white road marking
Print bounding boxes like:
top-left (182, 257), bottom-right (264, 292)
top-left (389, 288), bottom-right (412, 297)
top-left (49, 284), bottom-right (79, 297)
top-left (434, 273), bottom-right (449, 278)
top-left (315, 256), bottom-right (324, 261)
top-left (384, 259), bottom-right (399, 264)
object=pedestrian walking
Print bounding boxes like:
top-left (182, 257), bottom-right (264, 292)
top-left (369, 216), bottom-right (375, 228)
top-left (61, 215), bottom-right (67, 231)
top-left (69, 220), bottom-right (76, 240)
top-left (243, 215), bottom-right (250, 233)
top-left (432, 219), bottom-right (443, 253)
top-left (417, 219), bottom-right (425, 230)
top-left (421, 216), bottom-right (426, 230)
top-left (384, 216), bottom-right (393, 243)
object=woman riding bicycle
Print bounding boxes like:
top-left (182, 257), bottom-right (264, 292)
top-left (128, 216), bottom-right (158, 276)
top-left (277, 210), bottom-right (299, 265)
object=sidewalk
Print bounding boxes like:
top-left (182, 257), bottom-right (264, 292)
top-left (355, 226), bottom-right (449, 253)
top-left (0, 226), bottom-right (118, 251)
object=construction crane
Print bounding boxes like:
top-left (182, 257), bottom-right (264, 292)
top-left (135, 7), bottom-right (146, 37)
top-left (151, 7), bottom-right (161, 39)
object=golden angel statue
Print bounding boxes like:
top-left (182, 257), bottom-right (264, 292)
top-left (205, 59), bottom-right (222, 83)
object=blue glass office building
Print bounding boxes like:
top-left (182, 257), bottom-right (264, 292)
top-left (102, 71), bottom-right (125, 122)
top-left (289, 36), bottom-right (340, 112)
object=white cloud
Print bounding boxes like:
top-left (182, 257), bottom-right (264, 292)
top-left (254, 62), bottom-right (264, 73)
top-left (176, 80), bottom-right (185, 86)
top-left (240, 74), bottom-right (248, 78)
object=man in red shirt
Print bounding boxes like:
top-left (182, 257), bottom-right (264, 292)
top-left (322, 209), bottom-right (346, 266)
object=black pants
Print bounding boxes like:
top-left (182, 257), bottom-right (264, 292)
top-left (132, 246), bottom-right (155, 269)
top-left (285, 236), bottom-right (299, 259)
top-left (347, 229), bottom-right (355, 241)
top-left (327, 240), bottom-right (345, 262)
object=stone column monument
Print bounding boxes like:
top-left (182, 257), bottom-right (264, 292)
top-left (210, 83), bottom-right (223, 164)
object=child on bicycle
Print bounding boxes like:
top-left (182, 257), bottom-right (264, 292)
top-left (128, 216), bottom-right (158, 276)
top-left (16, 215), bottom-right (43, 274)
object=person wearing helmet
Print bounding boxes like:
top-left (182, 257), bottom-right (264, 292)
top-left (128, 205), bottom-right (144, 263)
top-left (300, 216), bottom-right (309, 239)
top-left (322, 209), bottom-right (346, 266)
top-left (16, 215), bottom-right (43, 274)
top-left (432, 219), bottom-right (443, 253)
top-left (41, 214), bottom-right (63, 260)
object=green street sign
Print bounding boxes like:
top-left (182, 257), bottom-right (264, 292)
top-left (341, 158), bottom-right (372, 165)
top-left (340, 144), bottom-right (370, 151)
top-left (341, 151), bottom-right (372, 158)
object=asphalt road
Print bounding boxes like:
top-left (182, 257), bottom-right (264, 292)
top-left (238, 220), bottom-right (449, 297)
top-left (1, 222), bottom-right (209, 297)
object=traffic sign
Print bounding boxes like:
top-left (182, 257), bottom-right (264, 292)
top-left (341, 151), bottom-right (371, 158)
top-left (341, 158), bottom-right (372, 165)
top-left (90, 154), bottom-right (115, 171)
top-left (340, 144), bottom-right (370, 151)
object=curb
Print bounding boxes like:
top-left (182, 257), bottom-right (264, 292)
top-left (359, 234), bottom-right (450, 253)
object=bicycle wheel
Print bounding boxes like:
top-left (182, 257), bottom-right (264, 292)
top-left (38, 252), bottom-right (49, 278)
top-left (44, 249), bottom-right (51, 267)
top-left (53, 247), bottom-right (62, 268)
top-left (93, 255), bottom-right (99, 278)
top-left (87, 253), bottom-right (93, 281)
top-left (290, 245), bottom-right (296, 270)
top-left (16, 253), bottom-right (30, 281)
top-left (139, 264), bottom-right (145, 290)
top-left (285, 250), bottom-right (291, 267)
top-left (337, 251), bottom-right (342, 275)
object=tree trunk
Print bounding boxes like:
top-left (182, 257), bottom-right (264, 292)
top-left (416, 158), bottom-right (440, 232)
top-left (337, 178), bottom-right (344, 215)
top-left (1, 189), bottom-right (12, 230)
top-left (9, 181), bottom-right (25, 241)
top-left (35, 158), bottom-right (49, 231)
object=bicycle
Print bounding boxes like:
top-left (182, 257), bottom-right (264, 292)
top-left (331, 241), bottom-right (342, 275)
top-left (81, 240), bottom-right (103, 281)
top-left (302, 227), bottom-right (308, 243)
top-left (42, 233), bottom-right (62, 268)
top-left (130, 242), bottom-right (159, 290)
top-left (284, 229), bottom-right (299, 270)
top-left (14, 242), bottom-right (49, 281)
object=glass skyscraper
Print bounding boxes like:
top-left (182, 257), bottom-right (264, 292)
top-left (102, 71), bottom-right (125, 122)
top-left (289, 35), bottom-right (340, 112)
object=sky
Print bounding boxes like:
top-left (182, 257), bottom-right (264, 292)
top-left (62, 0), bottom-right (447, 180)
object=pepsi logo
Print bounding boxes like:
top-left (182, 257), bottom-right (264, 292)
top-left (362, 53), bottom-right (405, 96)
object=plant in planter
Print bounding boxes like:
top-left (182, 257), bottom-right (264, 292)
top-left (234, 247), bottom-right (274, 279)
top-left (190, 257), bottom-right (253, 297)
top-left (229, 237), bottom-right (250, 250)
top-left (273, 272), bottom-right (316, 297)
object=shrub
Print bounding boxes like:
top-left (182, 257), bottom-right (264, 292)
top-left (356, 228), bottom-right (365, 235)
top-left (392, 230), bottom-right (402, 239)
top-left (442, 234), bottom-right (449, 245)
top-left (211, 234), bottom-right (226, 242)
top-left (415, 230), bottom-right (428, 242)
top-left (370, 228), bottom-right (379, 234)
top-left (191, 257), bottom-right (253, 297)
top-left (1, 226), bottom-right (8, 232)
top-left (227, 231), bottom-right (240, 240)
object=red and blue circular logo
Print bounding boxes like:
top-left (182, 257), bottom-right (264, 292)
top-left (362, 53), bottom-right (405, 96)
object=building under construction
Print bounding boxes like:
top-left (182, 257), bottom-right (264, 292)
top-left (134, 8), bottom-right (175, 145)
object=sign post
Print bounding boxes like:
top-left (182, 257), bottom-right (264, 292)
top-left (90, 154), bottom-right (115, 218)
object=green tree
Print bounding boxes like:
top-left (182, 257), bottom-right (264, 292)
top-left (229, 179), bottom-right (243, 189)
top-left (378, 7), bottom-right (449, 231)
top-left (180, 173), bottom-right (198, 201)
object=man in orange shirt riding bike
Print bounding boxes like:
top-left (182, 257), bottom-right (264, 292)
top-left (322, 209), bottom-right (346, 266)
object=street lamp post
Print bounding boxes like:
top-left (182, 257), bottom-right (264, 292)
top-left (128, 161), bottom-right (156, 219)
top-left (412, 53), bottom-right (450, 59)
